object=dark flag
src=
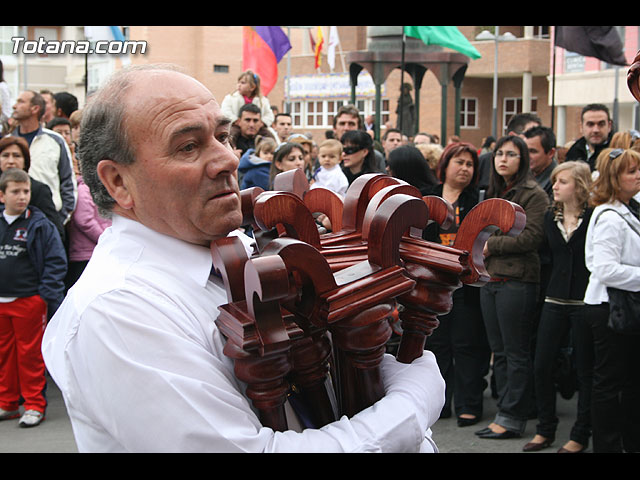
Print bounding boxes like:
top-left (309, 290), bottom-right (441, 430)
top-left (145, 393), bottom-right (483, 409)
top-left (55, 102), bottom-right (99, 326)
top-left (555, 26), bottom-right (627, 66)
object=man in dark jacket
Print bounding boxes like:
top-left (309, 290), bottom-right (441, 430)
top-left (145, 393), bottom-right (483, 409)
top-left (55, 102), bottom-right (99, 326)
top-left (564, 103), bottom-right (613, 171)
top-left (230, 104), bottom-right (275, 159)
top-left (524, 126), bottom-right (557, 198)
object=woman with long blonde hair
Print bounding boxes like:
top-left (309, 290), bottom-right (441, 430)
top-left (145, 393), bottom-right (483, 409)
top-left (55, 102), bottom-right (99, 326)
top-left (523, 161), bottom-right (594, 453)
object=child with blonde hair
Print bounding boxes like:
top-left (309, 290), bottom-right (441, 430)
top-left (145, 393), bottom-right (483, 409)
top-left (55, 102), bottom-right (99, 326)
top-left (221, 70), bottom-right (274, 127)
top-left (310, 139), bottom-right (349, 197)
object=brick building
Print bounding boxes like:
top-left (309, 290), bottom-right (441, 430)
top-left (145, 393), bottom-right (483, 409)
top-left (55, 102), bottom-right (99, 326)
top-left (3, 25), bottom-right (639, 151)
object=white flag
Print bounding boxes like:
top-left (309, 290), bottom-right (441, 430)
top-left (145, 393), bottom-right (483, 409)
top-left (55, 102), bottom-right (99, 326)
top-left (84, 26), bottom-right (125, 42)
top-left (328, 26), bottom-right (340, 71)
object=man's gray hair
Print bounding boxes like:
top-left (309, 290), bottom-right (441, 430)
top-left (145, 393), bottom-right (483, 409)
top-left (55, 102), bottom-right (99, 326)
top-left (77, 64), bottom-right (184, 217)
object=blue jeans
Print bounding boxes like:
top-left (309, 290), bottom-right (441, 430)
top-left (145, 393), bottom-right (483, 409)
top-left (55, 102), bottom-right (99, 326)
top-left (480, 280), bottom-right (537, 434)
top-left (533, 302), bottom-right (593, 445)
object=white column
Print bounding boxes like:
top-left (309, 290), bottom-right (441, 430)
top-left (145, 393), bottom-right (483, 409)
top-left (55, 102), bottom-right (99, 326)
top-left (556, 105), bottom-right (567, 147)
top-left (522, 71), bottom-right (532, 113)
top-left (522, 27), bottom-right (534, 114)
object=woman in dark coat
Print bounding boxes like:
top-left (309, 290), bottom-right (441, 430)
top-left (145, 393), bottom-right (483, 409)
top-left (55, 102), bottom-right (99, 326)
top-left (420, 142), bottom-right (491, 426)
top-left (475, 135), bottom-right (549, 440)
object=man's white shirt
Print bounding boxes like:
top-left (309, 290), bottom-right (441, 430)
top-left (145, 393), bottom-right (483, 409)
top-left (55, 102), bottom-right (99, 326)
top-left (42, 215), bottom-right (442, 452)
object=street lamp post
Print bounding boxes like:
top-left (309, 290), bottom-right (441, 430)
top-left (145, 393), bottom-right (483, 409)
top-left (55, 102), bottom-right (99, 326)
top-left (475, 27), bottom-right (516, 139)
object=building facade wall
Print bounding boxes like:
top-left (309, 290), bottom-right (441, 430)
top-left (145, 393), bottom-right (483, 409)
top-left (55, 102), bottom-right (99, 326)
top-left (4, 25), bottom-right (638, 154)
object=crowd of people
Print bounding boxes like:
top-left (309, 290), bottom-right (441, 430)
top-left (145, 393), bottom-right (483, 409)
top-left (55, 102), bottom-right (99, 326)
top-left (0, 63), bottom-right (639, 453)
top-left (0, 61), bottom-right (110, 429)
top-left (215, 71), bottom-right (640, 453)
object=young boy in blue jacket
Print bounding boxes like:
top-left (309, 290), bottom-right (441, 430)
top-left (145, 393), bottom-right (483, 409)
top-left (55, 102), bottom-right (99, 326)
top-left (0, 168), bottom-right (67, 428)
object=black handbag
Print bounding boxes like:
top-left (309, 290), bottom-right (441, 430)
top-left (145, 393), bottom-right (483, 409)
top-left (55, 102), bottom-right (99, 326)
top-left (606, 286), bottom-right (640, 335)
top-left (595, 208), bottom-right (640, 335)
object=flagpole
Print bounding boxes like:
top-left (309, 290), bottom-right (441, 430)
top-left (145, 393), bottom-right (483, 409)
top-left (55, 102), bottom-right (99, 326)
top-left (84, 52), bottom-right (88, 97)
top-left (612, 26), bottom-right (622, 132)
top-left (491, 26), bottom-right (499, 139)
top-left (613, 66), bottom-right (620, 132)
top-left (400, 26), bottom-right (406, 136)
top-left (286, 26), bottom-right (291, 114)
top-left (551, 27), bottom-right (556, 134)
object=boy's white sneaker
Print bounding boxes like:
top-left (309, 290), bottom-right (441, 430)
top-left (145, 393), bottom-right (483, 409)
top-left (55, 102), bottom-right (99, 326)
top-left (0, 407), bottom-right (20, 421)
top-left (18, 410), bottom-right (44, 428)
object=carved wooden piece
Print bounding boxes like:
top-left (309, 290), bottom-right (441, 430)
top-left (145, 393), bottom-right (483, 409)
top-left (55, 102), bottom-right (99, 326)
top-left (395, 198), bottom-right (526, 363)
top-left (453, 198), bottom-right (526, 285)
top-left (303, 187), bottom-right (344, 233)
top-left (258, 192), bottom-right (426, 418)
top-left (240, 187), bottom-right (265, 231)
top-left (257, 172), bottom-right (527, 364)
top-left (214, 253), bottom-right (303, 431)
top-left (628, 49), bottom-right (640, 103)
top-left (263, 238), bottom-right (396, 415)
top-left (259, 238), bottom-right (339, 427)
top-left (215, 170), bottom-right (528, 430)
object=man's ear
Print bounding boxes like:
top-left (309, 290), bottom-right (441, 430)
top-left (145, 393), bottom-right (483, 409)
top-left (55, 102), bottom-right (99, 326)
top-left (96, 159), bottom-right (134, 210)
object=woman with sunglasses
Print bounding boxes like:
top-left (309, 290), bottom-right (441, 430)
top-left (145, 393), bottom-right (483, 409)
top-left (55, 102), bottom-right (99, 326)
top-left (475, 135), bottom-right (549, 440)
top-left (583, 147), bottom-right (640, 452)
top-left (340, 130), bottom-right (377, 185)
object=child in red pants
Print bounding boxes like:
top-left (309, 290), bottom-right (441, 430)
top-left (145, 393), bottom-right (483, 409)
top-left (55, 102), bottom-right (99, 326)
top-left (0, 168), bottom-right (66, 427)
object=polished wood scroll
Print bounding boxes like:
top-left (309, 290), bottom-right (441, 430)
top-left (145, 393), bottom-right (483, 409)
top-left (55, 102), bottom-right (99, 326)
top-left (628, 49), bottom-right (640, 103)
top-left (211, 169), bottom-right (525, 431)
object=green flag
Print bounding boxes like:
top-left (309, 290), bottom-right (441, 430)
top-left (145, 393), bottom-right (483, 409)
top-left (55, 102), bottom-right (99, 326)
top-left (404, 26), bottom-right (481, 60)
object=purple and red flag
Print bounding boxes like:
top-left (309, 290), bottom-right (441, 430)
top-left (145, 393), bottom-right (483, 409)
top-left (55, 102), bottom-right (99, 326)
top-left (242, 26), bottom-right (291, 96)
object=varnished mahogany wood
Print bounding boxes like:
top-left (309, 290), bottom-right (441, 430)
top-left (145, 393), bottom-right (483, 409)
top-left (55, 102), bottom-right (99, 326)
top-left (628, 49), bottom-right (640, 103)
top-left (211, 169), bottom-right (528, 429)
top-left (214, 253), bottom-right (304, 431)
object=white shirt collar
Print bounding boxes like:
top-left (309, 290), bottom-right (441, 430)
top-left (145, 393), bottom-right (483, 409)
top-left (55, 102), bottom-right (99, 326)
top-left (109, 215), bottom-right (256, 289)
top-left (110, 215), bottom-right (214, 288)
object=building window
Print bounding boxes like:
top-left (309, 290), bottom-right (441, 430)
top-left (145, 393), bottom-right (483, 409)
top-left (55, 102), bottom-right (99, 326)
top-left (290, 98), bottom-right (389, 129)
top-left (213, 64), bottom-right (229, 73)
top-left (0, 25), bottom-right (18, 56)
top-left (291, 101), bottom-right (303, 128)
top-left (87, 60), bottom-right (111, 95)
top-left (359, 98), bottom-right (390, 127)
top-left (29, 26), bottom-right (60, 57)
top-left (460, 97), bottom-right (478, 128)
top-left (327, 100), bottom-right (346, 128)
top-left (307, 100), bottom-right (324, 127)
top-left (503, 97), bottom-right (538, 135)
top-left (30, 26), bottom-right (59, 42)
top-left (532, 26), bottom-right (550, 38)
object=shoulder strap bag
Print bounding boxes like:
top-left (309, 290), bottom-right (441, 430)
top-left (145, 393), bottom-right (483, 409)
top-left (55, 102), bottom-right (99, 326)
top-left (594, 208), bottom-right (640, 335)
